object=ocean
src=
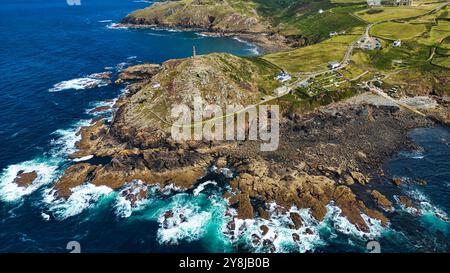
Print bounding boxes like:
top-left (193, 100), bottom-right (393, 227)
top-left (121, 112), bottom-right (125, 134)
top-left (0, 0), bottom-right (448, 253)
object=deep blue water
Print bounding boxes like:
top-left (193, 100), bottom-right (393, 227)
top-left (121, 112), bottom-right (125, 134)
top-left (0, 0), bottom-right (448, 253)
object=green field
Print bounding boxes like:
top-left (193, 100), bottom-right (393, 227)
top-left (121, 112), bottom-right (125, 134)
top-left (349, 39), bottom-right (432, 72)
top-left (331, 0), bottom-right (365, 3)
top-left (263, 35), bottom-right (359, 73)
top-left (418, 20), bottom-right (450, 45)
top-left (431, 55), bottom-right (450, 68)
top-left (356, 6), bottom-right (438, 23)
top-left (371, 22), bottom-right (427, 40)
top-left (280, 5), bottom-right (365, 42)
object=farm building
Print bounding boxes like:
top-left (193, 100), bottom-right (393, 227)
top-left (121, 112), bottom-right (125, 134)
top-left (393, 40), bottom-right (402, 47)
top-left (328, 62), bottom-right (340, 70)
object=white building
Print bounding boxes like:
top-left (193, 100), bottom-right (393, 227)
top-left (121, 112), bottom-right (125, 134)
top-left (393, 40), bottom-right (401, 47)
top-left (328, 61), bottom-right (340, 70)
top-left (367, 0), bottom-right (381, 6)
top-left (276, 72), bottom-right (292, 82)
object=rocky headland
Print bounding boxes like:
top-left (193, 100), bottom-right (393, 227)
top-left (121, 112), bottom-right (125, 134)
top-left (118, 0), bottom-right (307, 52)
top-left (15, 51), bottom-right (449, 236)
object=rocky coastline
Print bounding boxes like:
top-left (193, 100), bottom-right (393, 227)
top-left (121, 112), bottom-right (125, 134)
top-left (116, 0), bottom-right (309, 53)
top-left (13, 55), bottom-right (449, 237)
top-left (113, 22), bottom-right (297, 53)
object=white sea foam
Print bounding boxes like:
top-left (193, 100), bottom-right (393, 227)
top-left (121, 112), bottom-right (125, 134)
top-left (49, 77), bottom-right (110, 92)
top-left (85, 99), bottom-right (116, 115)
top-left (116, 62), bottom-right (129, 71)
top-left (106, 23), bottom-right (129, 30)
top-left (195, 32), bottom-right (222, 38)
top-left (72, 155), bottom-right (94, 162)
top-left (220, 168), bottom-right (234, 179)
top-left (324, 204), bottom-right (385, 239)
top-left (147, 32), bottom-right (170, 37)
top-left (0, 158), bottom-right (60, 202)
top-left (114, 180), bottom-right (150, 218)
top-left (222, 202), bottom-right (387, 253)
top-left (402, 189), bottom-right (448, 221)
top-left (399, 150), bottom-right (425, 159)
top-left (193, 181), bottom-right (217, 196)
top-left (160, 183), bottom-right (184, 195)
top-left (41, 212), bottom-right (50, 221)
top-left (157, 196), bottom-right (213, 245)
top-left (43, 184), bottom-right (113, 220)
top-left (222, 204), bottom-right (324, 253)
top-left (232, 36), bottom-right (260, 55)
top-left (50, 119), bottom-right (90, 157)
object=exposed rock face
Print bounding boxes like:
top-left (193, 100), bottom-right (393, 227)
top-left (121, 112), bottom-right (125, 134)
top-left (392, 177), bottom-right (402, 186)
top-left (89, 106), bottom-right (110, 114)
top-left (54, 164), bottom-right (97, 198)
top-left (13, 171), bottom-right (37, 187)
top-left (90, 72), bottom-right (112, 79)
top-left (343, 174), bottom-right (355, 186)
top-left (69, 120), bottom-right (110, 159)
top-left (260, 225), bottom-right (269, 236)
top-left (398, 195), bottom-right (417, 210)
top-left (290, 212), bottom-right (302, 229)
top-left (118, 64), bottom-right (161, 81)
top-left (371, 190), bottom-right (394, 212)
top-left (350, 171), bottom-right (368, 185)
top-left (237, 194), bottom-right (254, 219)
top-left (122, 0), bottom-right (271, 34)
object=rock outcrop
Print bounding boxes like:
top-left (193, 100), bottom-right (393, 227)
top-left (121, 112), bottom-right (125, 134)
top-left (13, 171), bottom-right (37, 187)
top-left (118, 64), bottom-right (161, 81)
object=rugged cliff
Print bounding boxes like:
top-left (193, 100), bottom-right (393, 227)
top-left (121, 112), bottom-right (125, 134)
top-left (122, 0), bottom-right (271, 33)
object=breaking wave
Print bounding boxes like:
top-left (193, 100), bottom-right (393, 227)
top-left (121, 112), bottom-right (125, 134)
top-left (49, 77), bottom-right (110, 92)
top-left (42, 184), bottom-right (113, 220)
top-left (50, 119), bottom-right (90, 157)
top-left (232, 36), bottom-right (260, 56)
top-left (106, 23), bottom-right (129, 30)
top-left (0, 158), bottom-right (61, 202)
top-left (121, 179), bottom-right (388, 252)
top-left (402, 188), bottom-right (448, 222)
